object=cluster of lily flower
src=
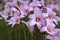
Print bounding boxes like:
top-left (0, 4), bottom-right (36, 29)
top-left (0, 0), bottom-right (60, 40)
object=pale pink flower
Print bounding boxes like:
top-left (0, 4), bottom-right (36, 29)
top-left (1, 5), bottom-right (13, 20)
top-left (29, 0), bottom-right (45, 11)
top-left (42, 7), bottom-right (60, 25)
top-left (20, 1), bottom-right (30, 16)
top-left (46, 28), bottom-right (60, 40)
top-left (27, 7), bottom-right (45, 33)
top-left (7, 14), bottom-right (20, 27)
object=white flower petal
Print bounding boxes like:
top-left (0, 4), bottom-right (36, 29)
top-left (37, 22), bottom-right (41, 29)
top-left (28, 20), bottom-right (36, 26)
top-left (40, 27), bottom-right (47, 32)
top-left (12, 23), bottom-right (16, 27)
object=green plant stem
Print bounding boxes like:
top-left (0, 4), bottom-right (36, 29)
top-left (22, 23), bottom-right (27, 40)
top-left (23, 31), bottom-right (26, 40)
top-left (31, 33), bottom-right (33, 40)
top-left (41, 33), bottom-right (46, 40)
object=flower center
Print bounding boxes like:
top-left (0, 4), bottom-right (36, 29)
top-left (47, 15), bottom-right (52, 19)
top-left (24, 9), bottom-right (29, 13)
top-left (16, 18), bottom-right (19, 22)
top-left (32, 6), bottom-right (35, 9)
top-left (7, 11), bottom-right (10, 16)
top-left (36, 17), bottom-right (40, 22)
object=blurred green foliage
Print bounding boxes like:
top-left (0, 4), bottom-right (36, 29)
top-left (0, 0), bottom-right (60, 40)
top-left (0, 19), bottom-right (46, 40)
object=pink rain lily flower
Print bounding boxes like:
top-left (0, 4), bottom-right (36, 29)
top-left (40, 21), bottom-right (55, 35)
top-left (46, 28), bottom-right (60, 40)
top-left (42, 7), bottom-right (60, 25)
top-left (29, 0), bottom-right (45, 11)
top-left (27, 7), bottom-right (45, 33)
top-left (7, 14), bottom-right (20, 27)
top-left (1, 5), bottom-right (13, 20)
top-left (20, 1), bottom-right (30, 16)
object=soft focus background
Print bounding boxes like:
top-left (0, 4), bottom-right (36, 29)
top-left (0, 0), bottom-right (60, 40)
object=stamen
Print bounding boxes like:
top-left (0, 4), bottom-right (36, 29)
top-left (24, 9), bottom-right (29, 13)
top-left (32, 6), bottom-right (35, 9)
top-left (47, 15), bottom-right (52, 19)
top-left (36, 17), bottom-right (40, 22)
top-left (16, 18), bottom-right (19, 22)
top-left (7, 11), bottom-right (10, 15)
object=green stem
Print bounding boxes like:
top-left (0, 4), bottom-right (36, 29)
top-left (31, 33), bottom-right (33, 40)
top-left (18, 24), bottom-right (20, 40)
top-left (22, 23), bottom-right (27, 40)
top-left (8, 31), bottom-right (12, 40)
top-left (40, 33), bottom-right (46, 40)
top-left (45, 34), bottom-right (46, 40)
top-left (23, 31), bottom-right (26, 40)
